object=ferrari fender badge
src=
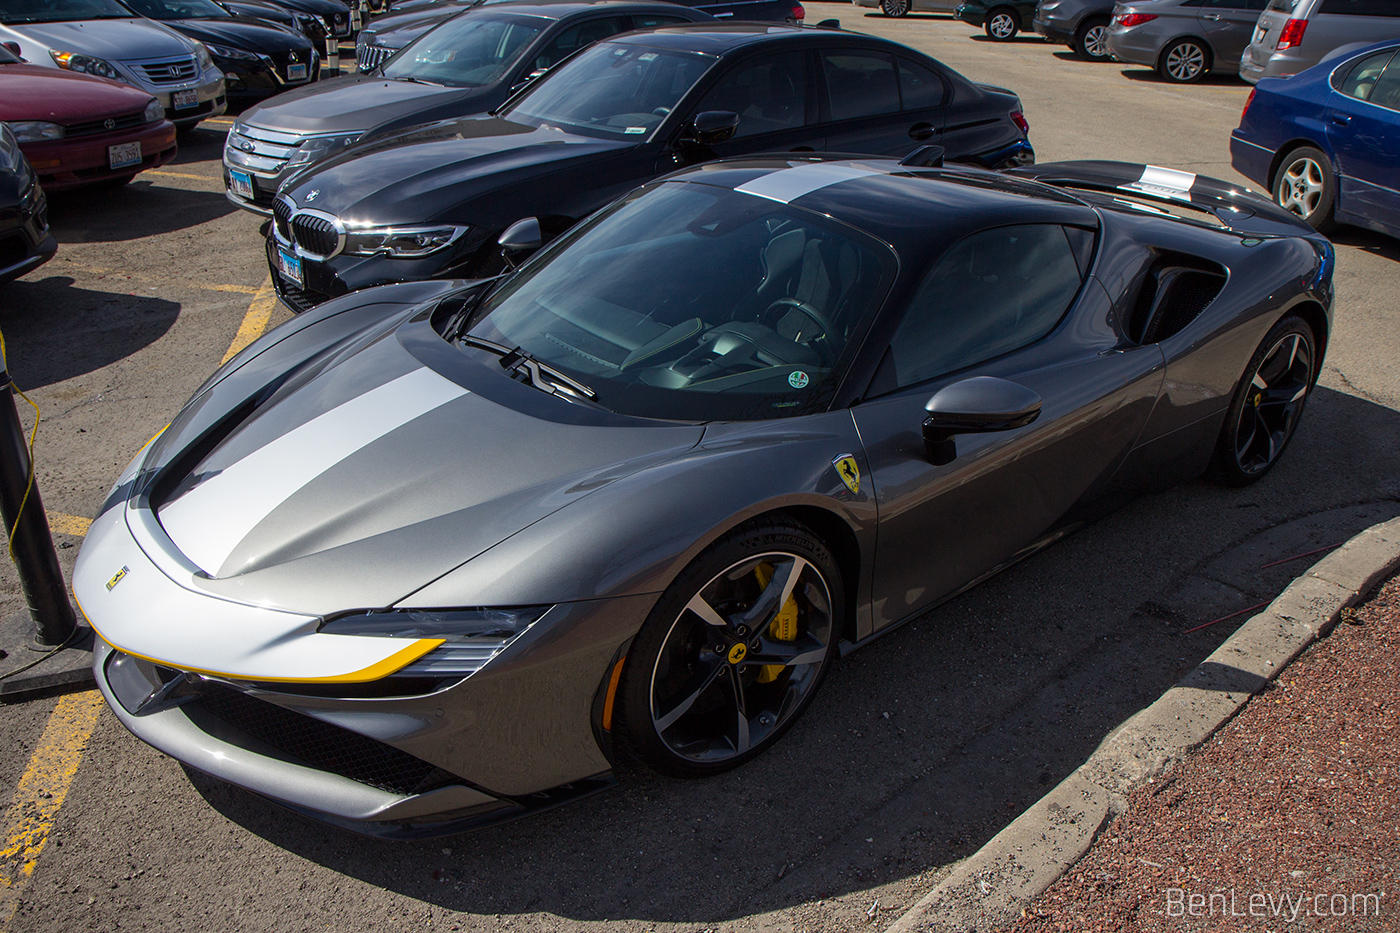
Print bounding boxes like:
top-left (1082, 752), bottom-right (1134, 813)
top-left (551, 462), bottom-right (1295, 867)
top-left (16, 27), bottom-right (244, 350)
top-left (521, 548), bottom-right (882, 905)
top-left (833, 454), bottom-right (860, 496)
top-left (106, 566), bottom-right (130, 591)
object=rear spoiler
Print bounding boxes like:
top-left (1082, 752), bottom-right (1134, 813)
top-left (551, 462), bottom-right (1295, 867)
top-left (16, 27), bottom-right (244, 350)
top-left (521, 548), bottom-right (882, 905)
top-left (1008, 160), bottom-right (1320, 239)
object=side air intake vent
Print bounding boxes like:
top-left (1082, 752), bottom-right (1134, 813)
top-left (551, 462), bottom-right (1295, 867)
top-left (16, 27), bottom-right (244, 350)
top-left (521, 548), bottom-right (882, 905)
top-left (1127, 254), bottom-right (1226, 345)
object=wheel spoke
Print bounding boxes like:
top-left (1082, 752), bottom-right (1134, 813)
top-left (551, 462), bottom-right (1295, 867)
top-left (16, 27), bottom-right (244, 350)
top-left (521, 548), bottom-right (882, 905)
top-left (746, 633), bottom-right (828, 668)
top-left (737, 556), bottom-right (806, 631)
top-left (727, 667), bottom-right (751, 753)
top-left (685, 593), bottom-right (728, 628)
top-left (654, 660), bottom-right (725, 733)
top-left (1235, 406), bottom-right (1259, 462)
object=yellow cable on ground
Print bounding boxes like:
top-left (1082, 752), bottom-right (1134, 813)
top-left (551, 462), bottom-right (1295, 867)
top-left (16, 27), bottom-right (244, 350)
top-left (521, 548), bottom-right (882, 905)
top-left (0, 327), bottom-right (42, 565)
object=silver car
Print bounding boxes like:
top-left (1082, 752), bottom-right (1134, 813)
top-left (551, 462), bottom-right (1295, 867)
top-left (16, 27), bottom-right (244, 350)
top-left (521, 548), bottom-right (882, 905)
top-left (0, 0), bottom-right (225, 127)
top-left (1240, 0), bottom-right (1400, 83)
top-left (1106, 0), bottom-right (1268, 82)
top-left (852, 0), bottom-right (961, 18)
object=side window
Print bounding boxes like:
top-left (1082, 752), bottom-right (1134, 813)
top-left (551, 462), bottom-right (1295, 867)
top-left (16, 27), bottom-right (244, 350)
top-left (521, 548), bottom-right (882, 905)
top-left (897, 57), bottom-right (945, 110)
top-left (1337, 50), bottom-right (1396, 101)
top-left (1199, 0), bottom-right (1251, 7)
top-left (532, 17), bottom-right (628, 72)
top-left (888, 225), bottom-right (1086, 388)
top-left (1367, 59), bottom-right (1400, 110)
top-left (697, 52), bottom-right (806, 138)
top-left (1318, 0), bottom-right (1400, 13)
top-left (822, 50), bottom-right (900, 121)
top-left (631, 13), bottom-right (692, 28)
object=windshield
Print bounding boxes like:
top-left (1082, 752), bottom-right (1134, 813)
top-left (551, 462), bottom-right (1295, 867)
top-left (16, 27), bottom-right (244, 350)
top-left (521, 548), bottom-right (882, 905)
top-left (1264, 0), bottom-right (1302, 11)
top-left (123, 0), bottom-right (230, 17)
top-left (0, 0), bottom-right (136, 22)
top-left (502, 41), bottom-right (713, 140)
top-left (462, 182), bottom-right (895, 421)
top-left (381, 12), bottom-right (543, 87)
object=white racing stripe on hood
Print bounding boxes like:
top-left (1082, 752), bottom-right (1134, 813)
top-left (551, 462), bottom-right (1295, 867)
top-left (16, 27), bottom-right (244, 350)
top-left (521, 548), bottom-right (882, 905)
top-left (158, 367), bottom-right (468, 576)
top-left (1121, 165), bottom-right (1197, 202)
top-left (734, 163), bottom-right (882, 205)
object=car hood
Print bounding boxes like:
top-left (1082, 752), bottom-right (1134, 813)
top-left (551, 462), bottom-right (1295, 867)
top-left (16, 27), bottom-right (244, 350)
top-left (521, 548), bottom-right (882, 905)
top-left (144, 303), bottom-right (702, 613)
top-left (11, 19), bottom-right (193, 60)
top-left (165, 16), bottom-right (308, 51)
top-left (363, 10), bottom-right (454, 47)
top-left (240, 74), bottom-right (488, 135)
top-left (0, 63), bottom-right (156, 122)
top-left (281, 116), bottom-right (632, 225)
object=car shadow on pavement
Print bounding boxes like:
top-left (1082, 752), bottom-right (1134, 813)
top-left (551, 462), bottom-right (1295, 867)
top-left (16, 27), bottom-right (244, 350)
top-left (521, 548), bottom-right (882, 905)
top-left (0, 278), bottom-right (179, 388)
top-left (860, 11), bottom-right (957, 18)
top-left (1328, 228), bottom-right (1400, 263)
top-left (968, 35), bottom-right (1051, 44)
top-left (1119, 68), bottom-right (1247, 86)
top-left (171, 126), bottom-right (232, 166)
top-left (44, 184), bottom-right (236, 243)
top-left (186, 384), bottom-right (1400, 927)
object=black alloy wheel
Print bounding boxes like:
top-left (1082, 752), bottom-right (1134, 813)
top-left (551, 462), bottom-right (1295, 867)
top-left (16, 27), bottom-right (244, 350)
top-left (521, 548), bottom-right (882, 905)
top-left (986, 8), bottom-right (1019, 39)
top-left (1073, 17), bottom-right (1110, 60)
top-left (881, 0), bottom-right (910, 16)
top-left (1211, 315), bottom-right (1316, 486)
top-left (1272, 146), bottom-right (1337, 233)
top-left (616, 519), bottom-right (843, 777)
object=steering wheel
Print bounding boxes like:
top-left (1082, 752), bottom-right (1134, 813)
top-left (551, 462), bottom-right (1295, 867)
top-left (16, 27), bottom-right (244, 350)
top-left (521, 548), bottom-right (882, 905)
top-left (760, 298), bottom-right (838, 362)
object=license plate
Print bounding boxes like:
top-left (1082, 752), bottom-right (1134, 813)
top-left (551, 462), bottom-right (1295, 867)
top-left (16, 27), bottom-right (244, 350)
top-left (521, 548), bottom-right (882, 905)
top-left (287, 63), bottom-right (307, 80)
top-left (275, 247), bottom-right (304, 288)
top-left (173, 89), bottom-right (198, 110)
top-left (228, 169), bottom-right (254, 200)
top-left (108, 141), bottom-right (142, 170)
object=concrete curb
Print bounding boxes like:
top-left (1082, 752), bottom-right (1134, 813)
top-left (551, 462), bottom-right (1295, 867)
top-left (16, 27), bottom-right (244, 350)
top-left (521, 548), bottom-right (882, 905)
top-left (885, 515), bottom-right (1400, 933)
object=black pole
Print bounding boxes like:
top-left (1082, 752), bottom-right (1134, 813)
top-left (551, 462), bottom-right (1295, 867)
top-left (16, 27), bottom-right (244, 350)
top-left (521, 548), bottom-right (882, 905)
top-left (0, 348), bottom-right (76, 647)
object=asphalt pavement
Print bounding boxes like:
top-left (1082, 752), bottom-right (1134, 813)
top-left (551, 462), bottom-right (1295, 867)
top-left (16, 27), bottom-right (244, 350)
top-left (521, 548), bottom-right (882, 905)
top-left (1, 9), bottom-right (1398, 932)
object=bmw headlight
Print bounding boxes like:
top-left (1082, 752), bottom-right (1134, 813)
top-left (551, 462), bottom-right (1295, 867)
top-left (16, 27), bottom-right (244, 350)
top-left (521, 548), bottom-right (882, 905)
top-left (205, 42), bottom-right (266, 63)
top-left (0, 125), bottom-right (25, 174)
top-left (50, 49), bottom-right (121, 79)
top-left (143, 98), bottom-right (165, 123)
top-left (285, 132), bottom-right (360, 168)
top-left (320, 606), bottom-right (549, 676)
top-left (343, 224), bottom-right (469, 258)
top-left (7, 121), bottom-right (64, 142)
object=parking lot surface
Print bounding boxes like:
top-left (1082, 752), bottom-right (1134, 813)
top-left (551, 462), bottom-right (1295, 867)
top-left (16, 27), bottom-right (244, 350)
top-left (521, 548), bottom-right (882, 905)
top-left (2, 8), bottom-right (1399, 932)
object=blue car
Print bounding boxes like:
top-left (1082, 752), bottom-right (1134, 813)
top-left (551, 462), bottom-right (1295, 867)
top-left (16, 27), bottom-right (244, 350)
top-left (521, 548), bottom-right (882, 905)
top-left (1231, 39), bottom-right (1400, 237)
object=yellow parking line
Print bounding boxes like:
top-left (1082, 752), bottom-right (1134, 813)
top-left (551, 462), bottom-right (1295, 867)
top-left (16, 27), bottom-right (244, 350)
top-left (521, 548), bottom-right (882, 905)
top-left (197, 283), bottom-right (260, 295)
top-left (47, 263), bottom-right (260, 297)
top-left (220, 276), bottom-right (278, 365)
top-left (0, 691), bottom-right (105, 931)
top-left (144, 170), bottom-right (216, 181)
top-left (46, 513), bottom-right (91, 537)
top-left (203, 117), bottom-right (235, 124)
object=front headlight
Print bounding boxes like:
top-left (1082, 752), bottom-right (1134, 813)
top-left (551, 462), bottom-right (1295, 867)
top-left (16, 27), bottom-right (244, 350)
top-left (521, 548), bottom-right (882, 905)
top-left (143, 98), bottom-right (165, 123)
top-left (50, 49), bottom-right (121, 80)
top-left (7, 121), bottom-right (64, 142)
top-left (0, 125), bottom-right (23, 173)
top-left (194, 43), bottom-right (216, 69)
top-left (342, 224), bottom-right (469, 258)
top-left (204, 42), bottom-right (265, 63)
top-left (319, 607), bottom-right (548, 675)
top-left (284, 132), bottom-right (360, 168)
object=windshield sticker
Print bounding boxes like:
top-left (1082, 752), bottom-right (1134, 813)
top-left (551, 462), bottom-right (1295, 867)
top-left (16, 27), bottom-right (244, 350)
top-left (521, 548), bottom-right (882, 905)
top-left (639, 52), bottom-right (657, 61)
top-left (788, 371), bottom-right (809, 389)
top-left (625, 127), bottom-right (647, 134)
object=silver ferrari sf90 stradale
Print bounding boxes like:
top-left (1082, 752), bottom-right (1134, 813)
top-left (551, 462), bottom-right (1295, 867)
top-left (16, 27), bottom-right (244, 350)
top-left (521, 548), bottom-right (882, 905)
top-left (75, 155), bottom-right (1333, 836)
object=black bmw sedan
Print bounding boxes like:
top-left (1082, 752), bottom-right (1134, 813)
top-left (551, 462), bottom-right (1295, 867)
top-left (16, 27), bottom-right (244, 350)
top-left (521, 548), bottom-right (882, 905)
top-left (123, 0), bottom-right (320, 103)
top-left (227, 1), bottom-right (711, 214)
top-left (267, 23), bottom-right (1034, 309)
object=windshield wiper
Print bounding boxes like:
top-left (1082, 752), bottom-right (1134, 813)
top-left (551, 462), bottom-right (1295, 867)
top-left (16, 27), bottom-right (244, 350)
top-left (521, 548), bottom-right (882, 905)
top-left (392, 75), bottom-right (442, 86)
top-left (459, 334), bottom-right (598, 401)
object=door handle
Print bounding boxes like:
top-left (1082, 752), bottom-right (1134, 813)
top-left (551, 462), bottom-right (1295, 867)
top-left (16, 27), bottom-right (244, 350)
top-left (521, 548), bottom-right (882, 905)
top-left (908, 122), bottom-right (936, 141)
top-left (1202, 12), bottom-right (1221, 18)
top-left (1329, 114), bottom-right (1352, 126)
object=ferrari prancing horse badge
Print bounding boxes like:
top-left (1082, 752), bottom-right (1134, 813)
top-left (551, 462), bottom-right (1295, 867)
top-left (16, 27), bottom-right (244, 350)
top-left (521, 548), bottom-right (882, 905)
top-left (833, 455), bottom-right (860, 496)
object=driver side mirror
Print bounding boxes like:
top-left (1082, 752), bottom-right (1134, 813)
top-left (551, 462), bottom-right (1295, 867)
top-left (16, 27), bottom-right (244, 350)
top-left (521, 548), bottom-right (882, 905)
top-left (498, 216), bottom-right (542, 268)
top-left (1, 41), bottom-right (22, 58)
top-left (682, 110), bottom-right (739, 147)
top-left (922, 376), bottom-right (1042, 465)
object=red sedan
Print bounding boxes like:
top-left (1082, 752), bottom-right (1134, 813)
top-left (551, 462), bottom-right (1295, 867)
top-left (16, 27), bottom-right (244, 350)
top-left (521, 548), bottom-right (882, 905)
top-left (0, 43), bottom-right (177, 191)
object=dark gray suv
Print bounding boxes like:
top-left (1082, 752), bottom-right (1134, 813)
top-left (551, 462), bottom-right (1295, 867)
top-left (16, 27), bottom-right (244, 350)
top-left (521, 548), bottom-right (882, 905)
top-left (1033, 0), bottom-right (1116, 60)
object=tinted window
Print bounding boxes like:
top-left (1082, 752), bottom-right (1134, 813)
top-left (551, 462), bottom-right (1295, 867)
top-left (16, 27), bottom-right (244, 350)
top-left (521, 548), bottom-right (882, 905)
top-left (1367, 60), bottom-right (1400, 109)
top-left (0, 0), bottom-right (134, 22)
top-left (1265, 0), bottom-right (1302, 9)
top-left (1317, 0), bottom-right (1400, 14)
top-left (531, 16), bottom-right (627, 72)
top-left (632, 13), bottom-right (692, 27)
top-left (698, 52), bottom-right (806, 137)
top-left (122, 0), bottom-right (231, 17)
top-left (1338, 50), bottom-right (1396, 100)
top-left (889, 225), bottom-right (1086, 388)
top-left (1198, 0), bottom-right (1251, 8)
top-left (823, 50), bottom-right (900, 121)
top-left (898, 57), bottom-right (945, 110)
top-left (466, 183), bottom-right (894, 421)
top-left (384, 15), bottom-right (544, 87)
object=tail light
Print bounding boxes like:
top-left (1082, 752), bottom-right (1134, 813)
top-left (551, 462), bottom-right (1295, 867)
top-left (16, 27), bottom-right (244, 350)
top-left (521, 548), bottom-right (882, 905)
top-left (1010, 110), bottom-right (1029, 134)
top-left (790, 3), bottom-right (804, 22)
top-left (1241, 87), bottom-right (1255, 119)
top-left (1275, 18), bottom-right (1306, 50)
top-left (1114, 12), bottom-right (1157, 26)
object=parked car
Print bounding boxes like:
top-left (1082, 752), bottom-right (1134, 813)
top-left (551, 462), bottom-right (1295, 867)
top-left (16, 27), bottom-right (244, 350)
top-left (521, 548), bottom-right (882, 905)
top-left (0, 0), bottom-right (225, 127)
top-left (80, 151), bottom-right (1331, 835)
top-left (1241, 0), bottom-right (1400, 84)
top-left (957, 0), bottom-right (1037, 39)
top-left (0, 123), bottom-right (55, 284)
top-left (1232, 39), bottom-right (1400, 237)
top-left (1033, 0), bottom-right (1115, 60)
top-left (1106, 0), bottom-right (1268, 83)
top-left (121, 0), bottom-right (320, 102)
top-left (254, 0), bottom-right (353, 40)
top-left (852, 0), bottom-right (960, 18)
top-left (0, 41), bottom-right (177, 189)
top-left (227, 2), bottom-right (712, 215)
top-left (223, 0), bottom-right (330, 41)
top-left (264, 23), bottom-right (1035, 309)
top-left (386, 0), bottom-right (802, 21)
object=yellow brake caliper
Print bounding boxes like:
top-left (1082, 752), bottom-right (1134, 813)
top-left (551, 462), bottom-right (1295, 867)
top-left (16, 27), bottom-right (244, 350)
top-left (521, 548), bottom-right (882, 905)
top-left (753, 561), bottom-right (799, 683)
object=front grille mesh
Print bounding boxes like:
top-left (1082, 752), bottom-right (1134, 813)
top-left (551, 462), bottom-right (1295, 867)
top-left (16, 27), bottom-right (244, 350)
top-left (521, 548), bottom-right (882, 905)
top-left (196, 683), bottom-right (456, 796)
top-left (132, 56), bottom-right (199, 84)
top-left (291, 213), bottom-right (339, 257)
top-left (272, 196), bottom-right (293, 240)
top-left (357, 44), bottom-right (394, 73)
